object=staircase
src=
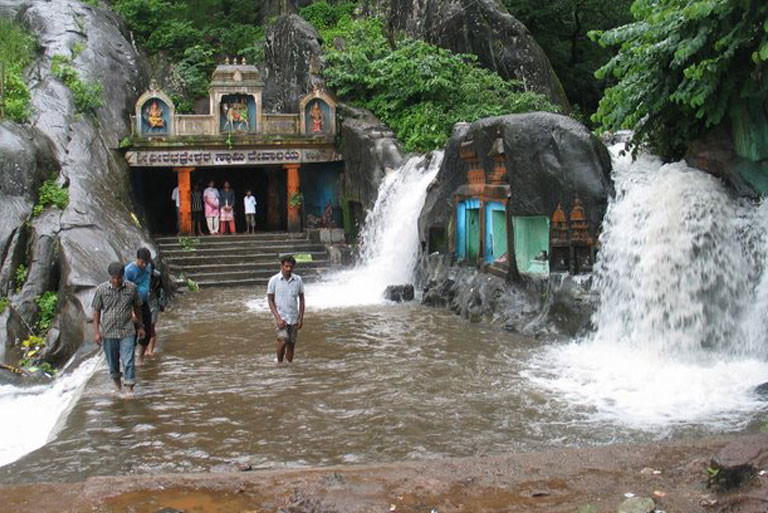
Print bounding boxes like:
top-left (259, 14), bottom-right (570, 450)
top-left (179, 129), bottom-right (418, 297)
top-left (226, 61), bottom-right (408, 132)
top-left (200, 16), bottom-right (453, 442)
top-left (156, 232), bottom-right (332, 288)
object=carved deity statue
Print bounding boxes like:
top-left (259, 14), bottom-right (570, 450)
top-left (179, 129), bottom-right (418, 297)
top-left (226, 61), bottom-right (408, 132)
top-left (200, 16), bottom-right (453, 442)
top-left (310, 102), bottom-right (324, 132)
top-left (144, 101), bottom-right (165, 130)
top-left (222, 99), bottom-right (250, 132)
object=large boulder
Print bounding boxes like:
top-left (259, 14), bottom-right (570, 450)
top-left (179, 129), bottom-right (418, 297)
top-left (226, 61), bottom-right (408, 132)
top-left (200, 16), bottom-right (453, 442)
top-left (385, 0), bottom-right (569, 108)
top-left (0, 0), bottom-right (156, 368)
top-left (419, 112), bottom-right (613, 275)
top-left (339, 104), bottom-right (405, 212)
top-left (263, 14), bottom-right (325, 113)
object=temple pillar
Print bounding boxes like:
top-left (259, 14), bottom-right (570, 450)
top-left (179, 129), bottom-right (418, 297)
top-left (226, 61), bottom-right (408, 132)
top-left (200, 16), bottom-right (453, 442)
top-left (285, 163), bottom-right (301, 232)
top-left (175, 166), bottom-right (194, 234)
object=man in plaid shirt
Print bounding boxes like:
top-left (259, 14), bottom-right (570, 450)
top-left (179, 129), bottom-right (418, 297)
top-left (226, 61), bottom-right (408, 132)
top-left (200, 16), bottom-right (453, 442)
top-left (92, 262), bottom-right (145, 397)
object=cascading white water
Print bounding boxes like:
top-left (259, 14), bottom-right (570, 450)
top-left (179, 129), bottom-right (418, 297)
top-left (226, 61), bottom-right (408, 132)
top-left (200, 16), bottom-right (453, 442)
top-left (526, 146), bottom-right (768, 428)
top-left (0, 355), bottom-right (100, 467)
top-left (248, 151), bottom-right (443, 311)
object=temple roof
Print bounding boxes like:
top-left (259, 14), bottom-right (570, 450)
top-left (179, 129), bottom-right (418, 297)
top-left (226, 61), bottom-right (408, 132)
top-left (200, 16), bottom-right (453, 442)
top-left (210, 62), bottom-right (264, 88)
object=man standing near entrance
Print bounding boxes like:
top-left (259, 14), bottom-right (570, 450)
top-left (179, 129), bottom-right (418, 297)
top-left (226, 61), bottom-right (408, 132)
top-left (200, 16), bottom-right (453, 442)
top-left (92, 262), bottom-right (144, 397)
top-left (267, 255), bottom-right (305, 363)
top-left (171, 185), bottom-right (180, 234)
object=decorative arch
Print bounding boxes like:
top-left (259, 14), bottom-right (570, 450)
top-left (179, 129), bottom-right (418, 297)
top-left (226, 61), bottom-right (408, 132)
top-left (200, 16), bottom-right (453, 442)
top-left (135, 90), bottom-right (175, 137)
top-left (299, 89), bottom-right (336, 135)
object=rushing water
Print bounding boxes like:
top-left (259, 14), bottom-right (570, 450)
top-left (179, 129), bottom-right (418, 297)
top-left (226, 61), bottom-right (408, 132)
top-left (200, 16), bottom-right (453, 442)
top-left (2, 146), bottom-right (768, 483)
top-left (526, 147), bottom-right (768, 428)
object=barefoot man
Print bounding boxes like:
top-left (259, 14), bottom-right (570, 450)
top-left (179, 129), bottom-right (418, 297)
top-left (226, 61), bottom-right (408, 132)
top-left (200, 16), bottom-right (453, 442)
top-left (92, 262), bottom-right (145, 396)
top-left (267, 255), bottom-right (305, 363)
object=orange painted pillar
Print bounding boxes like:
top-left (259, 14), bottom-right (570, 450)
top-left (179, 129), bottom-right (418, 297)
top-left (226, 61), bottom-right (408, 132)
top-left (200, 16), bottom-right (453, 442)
top-left (285, 163), bottom-right (301, 232)
top-left (175, 167), bottom-right (194, 235)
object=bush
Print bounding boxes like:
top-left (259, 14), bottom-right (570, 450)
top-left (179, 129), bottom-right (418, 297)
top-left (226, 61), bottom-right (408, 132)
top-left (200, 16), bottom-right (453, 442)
top-left (0, 18), bottom-right (36, 122)
top-left (311, 14), bottom-right (557, 152)
top-left (33, 175), bottom-right (69, 216)
top-left (14, 264), bottom-right (27, 292)
top-left (591, 0), bottom-right (768, 158)
top-left (35, 291), bottom-right (58, 334)
top-left (51, 54), bottom-right (104, 116)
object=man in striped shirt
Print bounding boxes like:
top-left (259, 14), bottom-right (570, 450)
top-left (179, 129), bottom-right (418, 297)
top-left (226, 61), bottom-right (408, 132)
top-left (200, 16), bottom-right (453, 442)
top-left (92, 262), bottom-right (145, 397)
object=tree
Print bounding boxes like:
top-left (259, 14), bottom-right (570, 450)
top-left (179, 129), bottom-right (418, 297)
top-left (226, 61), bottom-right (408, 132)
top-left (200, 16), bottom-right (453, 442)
top-left (591, 0), bottom-right (768, 158)
top-left (504, 0), bottom-right (634, 119)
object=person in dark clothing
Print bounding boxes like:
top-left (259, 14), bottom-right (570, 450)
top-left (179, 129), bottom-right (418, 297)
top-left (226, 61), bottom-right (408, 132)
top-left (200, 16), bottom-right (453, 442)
top-left (191, 182), bottom-right (205, 236)
top-left (219, 180), bottom-right (236, 234)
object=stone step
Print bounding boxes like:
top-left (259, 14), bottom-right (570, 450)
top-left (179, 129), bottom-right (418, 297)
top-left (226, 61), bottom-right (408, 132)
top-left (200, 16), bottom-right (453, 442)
top-left (169, 259), bottom-right (329, 275)
top-left (184, 266), bottom-right (327, 282)
top-left (162, 243), bottom-right (326, 259)
top-left (180, 268), bottom-right (331, 288)
top-left (155, 232), bottom-right (308, 245)
top-left (166, 251), bottom-right (329, 267)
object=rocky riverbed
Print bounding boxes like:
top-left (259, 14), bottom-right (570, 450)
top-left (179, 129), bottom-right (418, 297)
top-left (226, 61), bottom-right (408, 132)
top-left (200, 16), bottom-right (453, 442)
top-left (0, 433), bottom-right (766, 513)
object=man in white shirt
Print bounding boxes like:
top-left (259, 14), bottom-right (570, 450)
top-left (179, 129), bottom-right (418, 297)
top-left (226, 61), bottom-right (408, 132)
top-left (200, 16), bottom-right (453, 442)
top-left (244, 189), bottom-right (257, 234)
top-left (267, 255), bottom-right (305, 363)
top-left (171, 186), bottom-right (180, 234)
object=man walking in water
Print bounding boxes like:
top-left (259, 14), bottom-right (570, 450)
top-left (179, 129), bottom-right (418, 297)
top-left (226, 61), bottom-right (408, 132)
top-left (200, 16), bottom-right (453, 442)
top-left (92, 262), bottom-right (144, 397)
top-left (125, 248), bottom-right (153, 365)
top-left (267, 255), bottom-right (305, 363)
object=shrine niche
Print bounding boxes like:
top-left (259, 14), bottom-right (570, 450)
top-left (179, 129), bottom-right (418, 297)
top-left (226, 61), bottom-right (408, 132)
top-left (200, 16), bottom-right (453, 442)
top-left (549, 196), bottom-right (596, 274)
top-left (299, 89), bottom-right (337, 135)
top-left (135, 90), bottom-right (174, 137)
top-left (219, 94), bottom-right (256, 133)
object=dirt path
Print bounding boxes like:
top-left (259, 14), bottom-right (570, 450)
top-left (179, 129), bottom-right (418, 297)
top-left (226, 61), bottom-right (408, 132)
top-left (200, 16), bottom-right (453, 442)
top-left (1, 433), bottom-right (766, 513)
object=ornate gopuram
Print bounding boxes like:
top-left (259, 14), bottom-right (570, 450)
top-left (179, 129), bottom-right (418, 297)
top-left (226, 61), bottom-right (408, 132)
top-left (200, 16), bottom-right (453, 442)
top-left (125, 59), bottom-right (341, 234)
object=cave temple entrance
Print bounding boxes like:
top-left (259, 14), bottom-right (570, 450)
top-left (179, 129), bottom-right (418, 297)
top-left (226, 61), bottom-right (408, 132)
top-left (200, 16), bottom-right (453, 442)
top-left (124, 60), bottom-right (342, 235)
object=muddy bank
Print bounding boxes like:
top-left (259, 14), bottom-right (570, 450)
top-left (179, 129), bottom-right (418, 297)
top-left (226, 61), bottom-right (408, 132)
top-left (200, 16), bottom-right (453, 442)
top-left (1, 433), bottom-right (766, 513)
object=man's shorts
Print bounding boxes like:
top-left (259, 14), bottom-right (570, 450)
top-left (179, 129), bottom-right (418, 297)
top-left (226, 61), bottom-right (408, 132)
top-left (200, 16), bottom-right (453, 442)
top-left (276, 324), bottom-right (299, 345)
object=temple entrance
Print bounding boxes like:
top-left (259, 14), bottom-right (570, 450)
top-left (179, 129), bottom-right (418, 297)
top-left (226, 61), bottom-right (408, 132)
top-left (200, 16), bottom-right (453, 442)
top-left (131, 166), bottom-right (285, 235)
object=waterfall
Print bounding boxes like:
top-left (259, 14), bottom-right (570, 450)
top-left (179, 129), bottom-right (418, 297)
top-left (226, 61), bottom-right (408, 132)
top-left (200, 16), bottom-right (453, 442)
top-left (249, 151), bottom-right (443, 310)
top-left (0, 355), bottom-right (100, 467)
top-left (526, 146), bottom-right (768, 428)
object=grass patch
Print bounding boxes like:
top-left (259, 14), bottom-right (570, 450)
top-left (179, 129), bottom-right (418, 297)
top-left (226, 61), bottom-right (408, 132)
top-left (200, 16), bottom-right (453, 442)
top-left (0, 18), bottom-right (37, 122)
top-left (51, 54), bottom-right (103, 116)
top-left (32, 175), bottom-right (69, 216)
top-left (14, 264), bottom-right (27, 292)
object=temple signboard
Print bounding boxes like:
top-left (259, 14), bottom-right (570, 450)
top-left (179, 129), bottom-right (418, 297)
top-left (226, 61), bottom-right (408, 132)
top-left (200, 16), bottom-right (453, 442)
top-left (125, 148), bottom-right (342, 167)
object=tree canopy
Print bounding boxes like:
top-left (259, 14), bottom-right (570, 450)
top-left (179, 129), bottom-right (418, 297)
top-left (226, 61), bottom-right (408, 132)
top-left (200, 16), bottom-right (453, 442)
top-left (591, 0), bottom-right (768, 158)
top-left (302, 2), bottom-right (557, 152)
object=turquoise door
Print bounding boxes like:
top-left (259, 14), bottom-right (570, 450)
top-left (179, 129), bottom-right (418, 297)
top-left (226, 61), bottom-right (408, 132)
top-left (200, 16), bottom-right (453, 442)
top-left (467, 208), bottom-right (480, 261)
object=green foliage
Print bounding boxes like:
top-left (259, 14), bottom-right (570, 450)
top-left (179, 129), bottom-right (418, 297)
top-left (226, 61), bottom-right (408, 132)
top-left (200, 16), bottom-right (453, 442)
top-left (591, 0), bottom-right (768, 158)
top-left (0, 297), bottom-right (9, 314)
top-left (14, 264), bottom-right (27, 293)
top-left (119, 136), bottom-right (133, 149)
top-left (71, 41), bottom-right (86, 58)
top-left (504, 0), bottom-right (633, 118)
top-left (300, 1), bottom-right (356, 32)
top-left (289, 192), bottom-right (304, 209)
top-left (33, 176), bottom-right (69, 217)
top-left (308, 12), bottom-right (556, 152)
top-left (186, 277), bottom-right (199, 292)
top-left (0, 18), bottom-right (37, 122)
top-left (112, 0), bottom-right (266, 111)
top-left (35, 291), bottom-right (58, 334)
top-left (51, 54), bottom-right (104, 115)
top-left (178, 236), bottom-right (200, 251)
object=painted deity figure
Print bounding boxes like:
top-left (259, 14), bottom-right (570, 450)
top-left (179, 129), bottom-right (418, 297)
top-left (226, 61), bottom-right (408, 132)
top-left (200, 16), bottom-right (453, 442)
top-left (310, 102), bottom-right (324, 132)
top-left (222, 100), bottom-right (249, 132)
top-left (144, 101), bottom-right (165, 131)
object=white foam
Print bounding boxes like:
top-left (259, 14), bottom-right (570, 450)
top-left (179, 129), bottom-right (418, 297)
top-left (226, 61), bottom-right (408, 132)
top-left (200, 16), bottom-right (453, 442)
top-left (0, 355), bottom-right (100, 467)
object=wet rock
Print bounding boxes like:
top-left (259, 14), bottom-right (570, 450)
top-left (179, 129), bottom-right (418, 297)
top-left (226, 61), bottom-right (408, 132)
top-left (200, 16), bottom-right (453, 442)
top-left (755, 381), bottom-right (768, 397)
top-left (339, 104), bottom-right (405, 212)
top-left (706, 435), bottom-right (768, 492)
top-left (384, 0), bottom-right (569, 108)
top-left (384, 285), bottom-right (414, 302)
top-left (153, 508), bottom-right (184, 513)
top-left (617, 496), bottom-right (654, 513)
top-left (263, 14), bottom-right (324, 113)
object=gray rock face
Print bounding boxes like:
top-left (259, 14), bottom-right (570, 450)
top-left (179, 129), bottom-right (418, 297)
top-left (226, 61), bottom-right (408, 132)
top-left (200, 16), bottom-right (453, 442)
top-left (384, 284), bottom-right (415, 302)
top-left (386, 0), bottom-right (569, 108)
top-left (263, 14), bottom-right (324, 113)
top-left (339, 104), bottom-right (405, 211)
top-left (421, 256), bottom-right (594, 337)
top-left (617, 497), bottom-right (654, 513)
top-left (0, 0), bottom-right (156, 369)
